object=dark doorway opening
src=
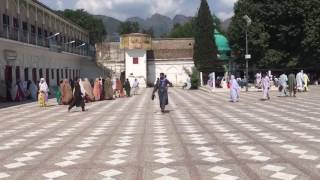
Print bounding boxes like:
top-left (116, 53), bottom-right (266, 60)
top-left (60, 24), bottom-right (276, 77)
top-left (24, 68), bottom-right (29, 81)
top-left (57, 69), bottom-right (60, 85)
top-left (32, 68), bottom-right (37, 83)
top-left (5, 66), bottom-right (13, 101)
top-left (46, 68), bottom-right (50, 86)
top-left (15, 66), bottom-right (20, 82)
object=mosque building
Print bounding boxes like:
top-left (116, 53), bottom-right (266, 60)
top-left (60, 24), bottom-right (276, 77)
top-left (96, 30), bottom-right (232, 87)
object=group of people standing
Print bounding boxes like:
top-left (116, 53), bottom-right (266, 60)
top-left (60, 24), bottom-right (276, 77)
top-left (36, 77), bottom-right (140, 112)
top-left (3, 80), bottom-right (39, 102)
top-left (230, 70), bottom-right (311, 103)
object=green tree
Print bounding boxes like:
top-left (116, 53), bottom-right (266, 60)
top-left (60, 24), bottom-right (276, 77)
top-left (228, 0), bottom-right (320, 70)
top-left (168, 19), bottom-right (195, 38)
top-left (57, 9), bottom-right (106, 45)
top-left (191, 67), bottom-right (200, 89)
top-left (142, 27), bottom-right (155, 37)
top-left (119, 21), bottom-right (140, 35)
top-left (193, 0), bottom-right (218, 72)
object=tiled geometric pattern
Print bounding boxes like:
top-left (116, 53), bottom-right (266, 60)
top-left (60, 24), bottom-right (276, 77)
top-left (0, 87), bottom-right (320, 179)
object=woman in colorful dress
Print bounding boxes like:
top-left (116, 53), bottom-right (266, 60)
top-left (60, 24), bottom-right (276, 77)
top-left (38, 78), bottom-right (49, 107)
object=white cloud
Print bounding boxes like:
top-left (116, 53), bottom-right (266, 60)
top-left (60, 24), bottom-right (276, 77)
top-left (66, 0), bottom-right (236, 21)
top-left (57, 0), bottom-right (64, 10)
top-left (218, 0), bottom-right (238, 8)
top-left (75, 0), bottom-right (192, 20)
top-left (217, 11), bottom-right (234, 21)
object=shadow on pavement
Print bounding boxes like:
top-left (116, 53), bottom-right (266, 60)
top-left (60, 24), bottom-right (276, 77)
top-left (0, 100), bottom-right (35, 109)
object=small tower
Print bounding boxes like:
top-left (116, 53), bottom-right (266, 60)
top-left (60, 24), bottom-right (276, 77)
top-left (120, 33), bottom-right (152, 88)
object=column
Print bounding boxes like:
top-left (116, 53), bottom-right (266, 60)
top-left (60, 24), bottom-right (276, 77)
top-left (5, 0), bottom-right (9, 38)
top-left (35, 7), bottom-right (38, 45)
top-left (17, 0), bottom-right (21, 41)
top-left (26, 2), bottom-right (30, 44)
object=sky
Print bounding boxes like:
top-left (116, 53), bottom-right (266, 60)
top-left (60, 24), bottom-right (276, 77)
top-left (38, 0), bottom-right (237, 21)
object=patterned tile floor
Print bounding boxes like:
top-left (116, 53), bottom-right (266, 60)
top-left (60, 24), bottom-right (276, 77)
top-left (0, 87), bottom-right (320, 180)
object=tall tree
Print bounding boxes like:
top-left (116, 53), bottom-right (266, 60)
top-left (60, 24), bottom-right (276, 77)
top-left (193, 0), bottom-right (218, 72)
top-left (57, 9), bottom-right (106, 45)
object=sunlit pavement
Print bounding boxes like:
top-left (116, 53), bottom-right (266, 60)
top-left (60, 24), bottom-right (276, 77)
top-left (0, 87), bottom-right (320, 179)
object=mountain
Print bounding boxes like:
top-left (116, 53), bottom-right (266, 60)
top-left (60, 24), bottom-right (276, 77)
top-left (96, 14), bottom-right (186, 39)
top-left (126, 14), bottom-right (192, 37)
top-left (173, 15), bottom-right (193, 25)
top-left (126, 17), bottom-right (145, 26)
top-left (95, 15), bottom-right (122, 41)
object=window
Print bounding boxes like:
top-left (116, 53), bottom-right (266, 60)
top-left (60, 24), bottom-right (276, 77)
top-left (22, 22), bottom-right (28, 31)
top-left (133, 57), bottom-right (139, 64)
top-left (61, 69), bottom-right (63, 78)
top-left (3, 15), bottom-right (9, 25)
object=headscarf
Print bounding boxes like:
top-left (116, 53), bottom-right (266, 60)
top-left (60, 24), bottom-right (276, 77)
top-left (83, 78), bottom-right (94, 101)
top-left (39, 78), bottom-right (48, 93)
top-left (61, 79), bottom-right (73, 104)
top-left (104, 77), bottom-right (113, 100)
top-left (93, 78), bottom-right (101, 101)
top-left (79, 78), bottom-right (86, 95)
top-left (116, 79), bottom-right (122, 90)
top-left (230, 75), bottom-right (240, 90)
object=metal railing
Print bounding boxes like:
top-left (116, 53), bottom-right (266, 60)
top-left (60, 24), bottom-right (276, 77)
top-left (0, 24), bottom-right (94, 57)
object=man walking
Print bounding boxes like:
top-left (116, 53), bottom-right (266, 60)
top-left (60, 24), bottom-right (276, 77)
top-left (296, 70), bottom-right (304, 92)
top-left (279, 73), bottom-right (288, 97)
top-left (262, 73), bottom-right (271, 101)
top-left (152, 73), bottom-right (172, 113)
top-left (132, 79), bottom-right (139, 95)
top-left (303, 73), bottom-right (310, 92)
top-left (288, 72), bottom-right (297, 97)
top-left (124, 79), bottom-right (131, 97)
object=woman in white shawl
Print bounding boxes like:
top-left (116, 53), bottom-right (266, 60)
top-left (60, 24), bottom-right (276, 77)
top-left (230, 75), bottom-right (240, 102)
top-left (38, 78), bottom-right (49, 107)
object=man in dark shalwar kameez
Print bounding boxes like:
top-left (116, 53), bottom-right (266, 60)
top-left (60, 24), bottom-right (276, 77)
top-left (152, 73), bottom-right (173, 113)
top-left (288, 72), bottom-right (297, 97)
top-left (124, 79), bottom-right (131, 97)
top-left (68, 81), bottom-right (86, 112)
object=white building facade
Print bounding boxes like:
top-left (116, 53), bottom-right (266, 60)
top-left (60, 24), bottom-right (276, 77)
top-left (97, 35), bottom-right (195, 87)
top-left (0, 0), bottom-right (103, 100)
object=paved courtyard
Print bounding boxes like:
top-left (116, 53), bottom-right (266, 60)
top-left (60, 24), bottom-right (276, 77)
top-left (0, 87), bottom-right (320, 180)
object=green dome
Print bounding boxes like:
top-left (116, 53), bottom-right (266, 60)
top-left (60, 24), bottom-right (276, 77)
top-left (214, 30), bottom-right (231, 61)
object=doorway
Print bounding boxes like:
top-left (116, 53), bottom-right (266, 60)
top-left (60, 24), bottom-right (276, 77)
top-left (32, 68), bottom-right (37, 83)
top-left (5, 66), bottom-right (13, 101)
